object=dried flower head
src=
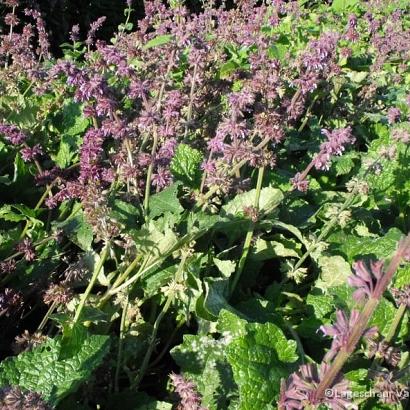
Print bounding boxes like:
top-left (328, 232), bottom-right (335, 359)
top-left (392, 128), bottom-right (410, 144)
top-left (16, 238), bottom-right (36, 262)
top-left (43, 283), bottom-right (73, 305)
top-left (0, 259), bottom-right (16, 275)
top-left (0, 386), bottom-right (51, 410)
top-left (387, 107), bottom-right (401, 124)
top-left (13, 330), bottom-right (48, 353)
top-left (367, 338), bottom-right (401, 367)
top-left (0, 288), bottom-right (23, 317)
top-left (373, 371), bottom-right (409, 405)
top-left (390, 286), bottom-right (410, 308)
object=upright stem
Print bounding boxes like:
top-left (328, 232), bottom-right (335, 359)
top-left (197, 136), bottom-right (271, 208)
top-left (73, 243), bottom-right (110, 324)
top-left (4, 6), bottom-right (15, 69)
top-left (115, 295), bottom-right (129, 392)
top-left (385, 303), bottom-right (407, 344)
top-left (230, 167), bottom-right (265, 296)
top-left (143, 129), bottom-right (159, 216)
top-left (183, 62), bottom-right (198, 141)
top-left (133, 295), bottom-right (173, 388)
top-left (19, 183), bottom-right (54, 240)
top-left (133, 252), bottom-right (188, 388)
top-left (37, 300), bottom-right (58, 331)
top-left (313, 236), bottom-right (410, 400)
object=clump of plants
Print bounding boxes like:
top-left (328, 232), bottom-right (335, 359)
top-left (0, 0), bottom-right (410, 408)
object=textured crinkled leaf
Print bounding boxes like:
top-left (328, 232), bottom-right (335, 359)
top-left (130, 221), bottom-right (178, 266)
top-left (222, 187), bottom-right (283, 217)
top-left (57, 206), bottom-right (94, 251)
top-left (60, 101), bottom-right (90, 136)
top-left (226, 322), bottom-right (298, 409)
top-left (393, 265), bottom-right (410, 289)
top-left (216, 309), bottom-right (247, 338)
top-left (329, 228), bottom-right (403, 262)
top-left (52, 134), bottom-right (81, 168)
top-left (170, 144), bottom-right (203, 187)
top-left (149, 183), bottom-right (183, 218)
top-left (306, 291), bottom-right (334, 319)
top-left (111, 199), bottom-right (141, 229)
top-left (370, 298), bottom-right (408, 339)
top-left (334, 152), bottom-right (357, 176)
top-left (171, 333), bottom-right (236, 410)
top-left (315, 255), bottom-right (352, 292)
top-left (0, 334), bottom-right (110, 406)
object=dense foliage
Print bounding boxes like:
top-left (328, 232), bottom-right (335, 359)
top-left (1, 0), bottom-right (410, 409)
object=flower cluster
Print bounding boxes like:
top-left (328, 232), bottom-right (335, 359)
top-left (0, 386), bottom-right (51, 410)
top-left (169, 373), bottom-right (206, 410)
top-left (279, 235), bottom-right (410, 409)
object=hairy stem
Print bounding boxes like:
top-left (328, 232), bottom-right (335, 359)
top-left (230, 166), bottom-right (265, 296)
top-left (73, 243), bottom-right (110, 324)
top-left (115, 295), bottom-right (129, 393)
top-left (37, 300), bottom-right (58, 331)
top-left (385, 303), bottom-right (407, 344)
top-left (183, 62), bottom-right (198, 141)
top-left (314, 236), bottom-right (410, 400)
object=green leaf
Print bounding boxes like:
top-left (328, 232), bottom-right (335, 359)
top-left (329, 228), bottom-right (404, 262)
top-left (334, 152), bottom-right (357, 176)
top-left (0, 205), bottom-right (27, 222)
top-left (315, 255), bottom-right (352, 292)
top-left (250, 237), bottom-right (299, 261)
top-left (393, 265), bottom-right (410, 289)
top-left (226, 321), bottom-right (298, 408)
top-left (0, 334), bottom-right (110, 406)
top-left (130, 221), bottom-right (178, 267)
top-left (222, 187), bottom-right (283, 217)
top-left (170, 144), bottom-right (203, 187)
top-left (306, 291), bottom-right (334, 319)
top-left (52, 134), bottom-right (81, 168)
top-left (111, 199), bottom-right (141, 229)
top-left (60, 101), bottom-right (90, 136)
top-left (370, 298), bottom-right (408, 339)
top-left (219, 61), bottom-right (238, 78)
top-left (171, 333), bottom-right (236, 410)
top-left (331, 0), bottom-right (359, 12)
top-left (214, 258), bottom-right (236, 278)
top-left (200, 277), bottom-right (239, 320)
top-left (143, 34), bottom-right (174, 50)
top-left (149, 183), bottom-right (183, 218)
top-left (56, 204), bottom-right (94, 251)
top-left (217, 309), bottom-right (247, 338)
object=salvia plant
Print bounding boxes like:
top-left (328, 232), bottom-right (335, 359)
top-left (0, 0), bottom-right (410, 408)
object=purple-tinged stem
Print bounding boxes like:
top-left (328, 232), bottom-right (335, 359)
top-left (314, 235), bottom-right (410, 401)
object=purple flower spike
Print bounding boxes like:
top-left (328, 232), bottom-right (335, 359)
top-left (348, 260), bottom-right (384, 302)
top-left (320, 310), bottom-right (378, 358)
top-left (278, 363), bottom-right (355, 410)
top-left (0, 124), bottom-right (27, 145)
top-left (21, 144), bottom-right (43, 162)
top-left (169, 373), bottom-right (206, 410)
top-left (387, 107), bottom-right (401, 125)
